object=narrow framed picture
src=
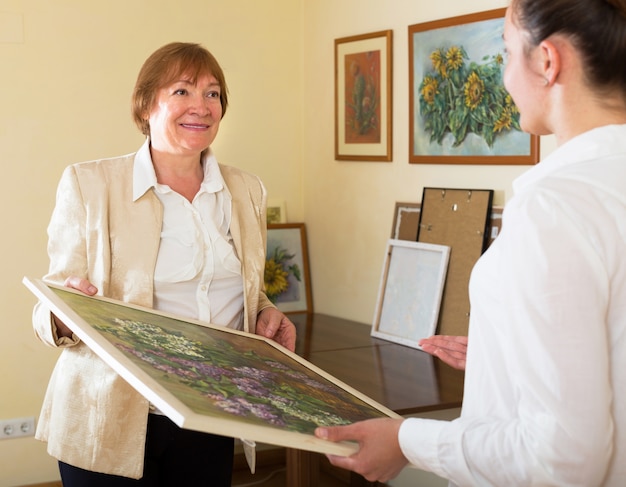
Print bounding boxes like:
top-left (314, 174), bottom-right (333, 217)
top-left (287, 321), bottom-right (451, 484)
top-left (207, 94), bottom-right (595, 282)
top-left (265, 223), bottom-right (313, 313)
top-left (371, 239), bottom-right (450, 349)
top-left (335, 29), bottom-right (393, 161)
top-left (23, 277), bottom-right (400, 456)
top-left (266, 199), bottom-right (287, 224)
top-left (487, 206), bottom-right (504, 247)
top-left (409, 8), bottom-right (539, 164)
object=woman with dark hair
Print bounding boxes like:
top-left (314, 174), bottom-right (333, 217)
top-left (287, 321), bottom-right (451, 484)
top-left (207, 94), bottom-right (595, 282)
top-left (316, 1), bottom-right (626, 485)
top-left (33, 42), bottom-right (296, 486)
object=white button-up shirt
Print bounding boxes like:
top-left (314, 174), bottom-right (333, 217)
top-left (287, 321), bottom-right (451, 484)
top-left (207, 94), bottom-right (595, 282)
top-left (399, 124), bottom-right (626, 486)
top-left (133, 139), bottom-right (244, 329)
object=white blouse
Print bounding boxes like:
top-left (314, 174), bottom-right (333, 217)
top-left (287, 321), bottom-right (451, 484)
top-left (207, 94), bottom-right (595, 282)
top-left (399, 124), bottom-right (626, 486)
top-left (133, 139), bottom-right (244, 329)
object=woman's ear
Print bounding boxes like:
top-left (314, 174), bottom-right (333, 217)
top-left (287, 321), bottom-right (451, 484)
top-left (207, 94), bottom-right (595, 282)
top-left (538, 38), bottom-right (562, 86)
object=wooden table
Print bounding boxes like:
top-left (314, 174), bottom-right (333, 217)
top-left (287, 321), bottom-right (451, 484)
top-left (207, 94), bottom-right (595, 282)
top-left (286, 313), bottom-right (465, 487)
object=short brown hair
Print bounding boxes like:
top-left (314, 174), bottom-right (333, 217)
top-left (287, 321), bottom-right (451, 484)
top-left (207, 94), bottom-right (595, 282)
top-left (131, 42), bottom-right (229, 135)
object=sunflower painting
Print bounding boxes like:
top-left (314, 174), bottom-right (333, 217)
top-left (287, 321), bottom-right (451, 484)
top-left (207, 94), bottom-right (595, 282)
top-left (265, 246), bottom-right (301, 302)
top-left (418, 44), bottom-right (517, 149)
top-left (264, 224), bottom-right (312, 313)
top-left (409, 9), bottom-right (538, 164)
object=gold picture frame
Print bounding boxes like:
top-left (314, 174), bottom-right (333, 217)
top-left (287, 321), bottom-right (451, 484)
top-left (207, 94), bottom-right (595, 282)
top-left (335, 30), bottom-right (393, 161)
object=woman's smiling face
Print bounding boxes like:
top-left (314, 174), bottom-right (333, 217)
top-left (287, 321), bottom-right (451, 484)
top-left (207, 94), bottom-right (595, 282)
top-left (148, 73), bottom-right (223, 156)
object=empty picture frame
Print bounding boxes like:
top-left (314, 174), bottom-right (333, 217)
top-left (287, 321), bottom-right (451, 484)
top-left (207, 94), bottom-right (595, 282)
top-left (372, 239), bottom-right (450, 349)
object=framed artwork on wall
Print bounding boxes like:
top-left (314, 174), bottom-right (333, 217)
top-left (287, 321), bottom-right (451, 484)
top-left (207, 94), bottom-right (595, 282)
top-left (265, 223), bottom-right (313, 314)
top-left (371, 239), bottom-right (450, 350)
top-left (335, 30), bottom-right (393, 161)
top-left (23, 277), bottom-right (399, 456)
top-left (409, 8), bottom-right (539, 165)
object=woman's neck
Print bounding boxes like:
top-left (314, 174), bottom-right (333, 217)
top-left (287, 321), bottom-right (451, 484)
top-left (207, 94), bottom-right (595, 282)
top-left (150, 147), bottom-right (204, 202)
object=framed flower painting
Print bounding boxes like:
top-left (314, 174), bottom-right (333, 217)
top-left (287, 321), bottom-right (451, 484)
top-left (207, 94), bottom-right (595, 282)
top-left (409, 8), bottom-right (539, 164)
top-left (23, 277), bottom-right (397, 456)
top-left (265, 223), bottom-right (313, 314)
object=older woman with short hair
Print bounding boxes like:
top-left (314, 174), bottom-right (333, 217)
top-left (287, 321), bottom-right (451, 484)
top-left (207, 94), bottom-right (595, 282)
top-left (33, 42), bottom-right (295, 486)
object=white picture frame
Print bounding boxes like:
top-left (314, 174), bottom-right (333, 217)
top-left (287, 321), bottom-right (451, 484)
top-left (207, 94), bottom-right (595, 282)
top-left (371, 239), bottom-right (450, 349)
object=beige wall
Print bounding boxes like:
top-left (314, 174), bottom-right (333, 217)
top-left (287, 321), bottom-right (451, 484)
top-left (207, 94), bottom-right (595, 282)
top-left (1, 0), bottom-right (555, 485)
top-left (302, 0), bottom-right (556, 323)
top-left (0, 0), bottom-right (302, 484)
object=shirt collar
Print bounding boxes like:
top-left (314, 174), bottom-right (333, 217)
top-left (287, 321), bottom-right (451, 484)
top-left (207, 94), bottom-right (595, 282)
top-left (513, 124), bottom-right (626, 195)
top-left (133, 138), bottom-right (155, 201)
top-left (132, 137), bottom-right (227, 201)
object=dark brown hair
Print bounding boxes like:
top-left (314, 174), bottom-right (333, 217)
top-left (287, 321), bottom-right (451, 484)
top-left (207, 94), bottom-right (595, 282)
top-left (511, 0), bottom-right (626, 97)
top-left (131, 42), bottom-right (229, 135)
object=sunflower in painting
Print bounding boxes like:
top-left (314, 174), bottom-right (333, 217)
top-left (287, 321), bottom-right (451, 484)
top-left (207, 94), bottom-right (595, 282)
top-left (464, 72), bottom-right (485, 110)
top-left (420, 76), bottom-right (439, 105)
top-left (418, 44), bottom-right (521, 148)
top-left (445, 46), bottom-right (464, 72)
top-left (264, 247), bottom-right (301, 303)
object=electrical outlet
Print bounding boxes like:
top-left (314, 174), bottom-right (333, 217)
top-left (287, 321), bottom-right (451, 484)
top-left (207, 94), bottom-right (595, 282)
top-left (0, 416), bottom-right (36, 440)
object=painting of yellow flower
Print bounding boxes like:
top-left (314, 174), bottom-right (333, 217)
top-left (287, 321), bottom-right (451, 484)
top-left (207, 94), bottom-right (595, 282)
top-left (264, 224), bottom-right (312, 313)
top-left (418, 43), bottom-right (519, 148)
top-left (409, 9), bottom-right (538, 164)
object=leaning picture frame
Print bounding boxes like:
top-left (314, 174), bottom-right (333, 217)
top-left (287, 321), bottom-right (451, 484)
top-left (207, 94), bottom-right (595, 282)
top-left (371, 240), bottom-right (450, 349)
top-left (391, 202), bottom-right (421, 241)
top-left (266, 198), bottom-right (287, 224)
top-left (487, 205), bottom-right (504, 247)
top-left (265, 223), bottom-right (313, 314)
top-left (409, 8), bottom-right (539, 164)
top-left (335, 30), bottom-right (393, 161)
top-left (23, 277), bottom-right (400, 456)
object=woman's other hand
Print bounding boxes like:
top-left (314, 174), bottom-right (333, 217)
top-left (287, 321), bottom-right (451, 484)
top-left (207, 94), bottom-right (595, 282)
top-left (63, 276), bottom-right (98, 296)
top-left (419, 335), bottom-right (468, 371)
top-left (52, 276), bottom-right (99, 338)
top-left (255, 307), bottom-right (296, 352)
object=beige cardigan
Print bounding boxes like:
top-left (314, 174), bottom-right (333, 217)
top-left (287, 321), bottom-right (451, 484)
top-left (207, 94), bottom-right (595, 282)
top-left (33, 151), bottom-right (274, 479)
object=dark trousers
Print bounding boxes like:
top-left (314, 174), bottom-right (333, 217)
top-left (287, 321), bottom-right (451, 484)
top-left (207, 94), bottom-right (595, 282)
top-left (59, 414), bottom-right (234, 486)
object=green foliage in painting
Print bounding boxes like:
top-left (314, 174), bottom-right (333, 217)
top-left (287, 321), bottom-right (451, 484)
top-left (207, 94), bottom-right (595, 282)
top-left (419, 45), bottom-right (520, 148)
